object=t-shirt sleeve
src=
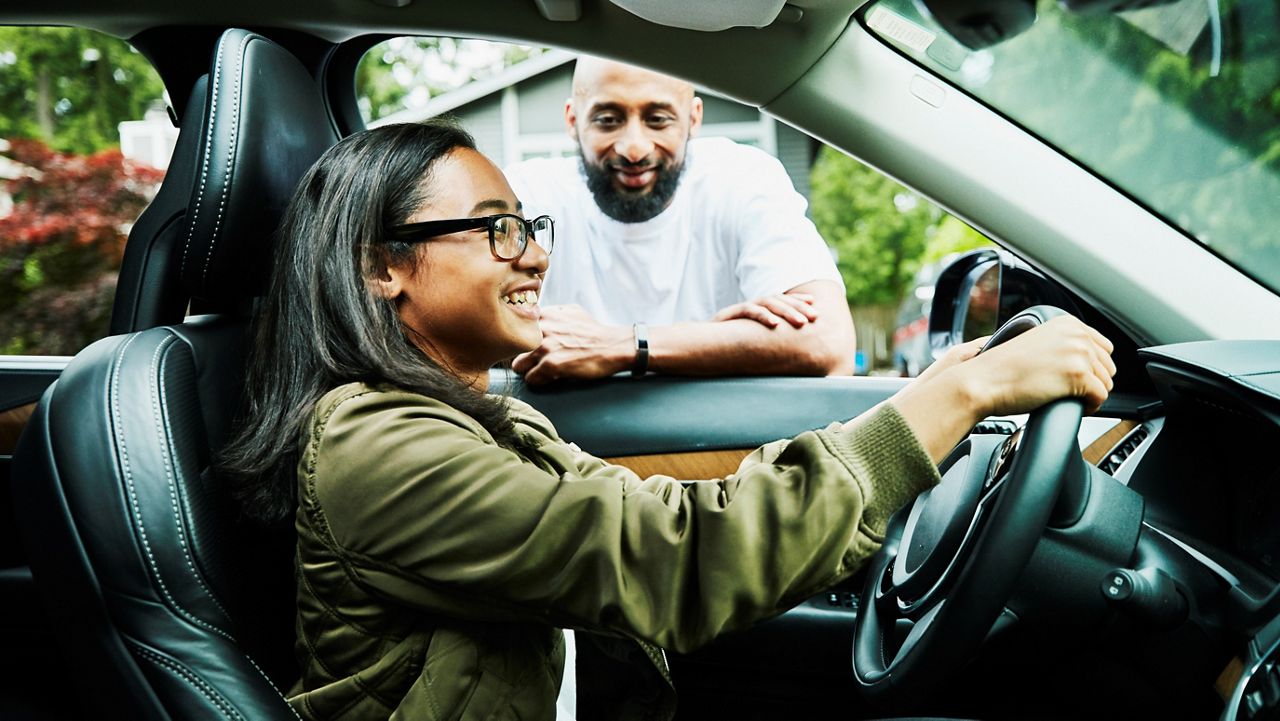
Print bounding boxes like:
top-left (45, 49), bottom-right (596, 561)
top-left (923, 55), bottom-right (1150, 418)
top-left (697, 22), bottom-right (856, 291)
top-left (727, 147), bottom-right (843, 301)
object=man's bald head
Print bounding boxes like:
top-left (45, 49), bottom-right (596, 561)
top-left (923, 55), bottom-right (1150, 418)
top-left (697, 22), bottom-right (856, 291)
top-left (571, 57), bottom-right (696, 104)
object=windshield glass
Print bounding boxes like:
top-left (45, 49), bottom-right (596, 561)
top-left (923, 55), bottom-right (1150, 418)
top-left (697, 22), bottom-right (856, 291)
top-left (863, 0), bottom-right (1280, 296)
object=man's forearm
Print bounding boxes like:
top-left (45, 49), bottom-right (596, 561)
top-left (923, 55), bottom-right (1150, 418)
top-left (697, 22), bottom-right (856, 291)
top-left (647, 316), bottom-right (854, 376)
top-left (513, 282), bottom-right (856, 384)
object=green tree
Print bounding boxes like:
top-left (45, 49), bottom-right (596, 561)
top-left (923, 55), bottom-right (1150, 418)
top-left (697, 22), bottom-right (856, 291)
top-left (0, 138), bottom-right (162, 355)
top-left (356, 37), bottom-right (546, 123)
top-left (810, 147), bottom-right (993, 371)
top-left (923, 215), bottom-right (993, 265)
top-left (0, 27), bottom-right (165, 155)
top-left (883, 0), bottom-right (1280, 289)
top-left (810, 147), bottom-right (940, 308)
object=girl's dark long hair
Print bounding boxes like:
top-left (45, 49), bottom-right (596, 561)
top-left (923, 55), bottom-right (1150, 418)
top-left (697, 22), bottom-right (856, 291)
top-left (220, 121), bottom-right (527, 524)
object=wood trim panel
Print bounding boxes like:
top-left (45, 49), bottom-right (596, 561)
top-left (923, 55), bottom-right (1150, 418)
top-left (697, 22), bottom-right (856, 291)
top-left (604, 449), bottom-right (753, 481)
top-left (1216, 656), bottom-right (1244, 701)
top-left (1082, 419), bottom-right (1139, 466)
top-left (0, 402), bottom-right (36, 455)
top-left (607, 417), bottom-right (1141, 481)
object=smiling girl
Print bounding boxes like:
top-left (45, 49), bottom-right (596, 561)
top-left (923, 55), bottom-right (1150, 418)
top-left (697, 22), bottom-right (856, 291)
top-left (222, 120), bottom-right (1115, 721)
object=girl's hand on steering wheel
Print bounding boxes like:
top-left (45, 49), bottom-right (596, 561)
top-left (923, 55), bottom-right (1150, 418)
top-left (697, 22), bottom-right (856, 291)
top-left (963, 315), bottom-right (1116, 417)
top-left (913, 335), bottom-right (989, 385)
top-left (885, 315), bottom-right (1115, 464)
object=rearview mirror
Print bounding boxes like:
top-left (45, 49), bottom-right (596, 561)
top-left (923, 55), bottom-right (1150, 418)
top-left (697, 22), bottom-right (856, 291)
top-left (915, 0), bottom-right (1185, 49)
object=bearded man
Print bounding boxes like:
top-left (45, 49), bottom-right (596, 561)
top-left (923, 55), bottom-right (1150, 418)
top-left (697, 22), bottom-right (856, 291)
top-left (503, 58), bottom-right (856, 384)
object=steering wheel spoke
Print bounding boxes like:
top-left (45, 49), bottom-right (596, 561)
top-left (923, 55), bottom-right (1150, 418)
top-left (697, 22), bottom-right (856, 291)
top-left (873, 557), bottom-right (906, 614)
top-left (895, 601), bottom-right (943, 661)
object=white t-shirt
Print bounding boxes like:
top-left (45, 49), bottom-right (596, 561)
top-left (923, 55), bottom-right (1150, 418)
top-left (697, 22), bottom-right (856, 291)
top-left (504, 137), bottom-right (842, 326)
top-left (556, 629), bottom-right (576, 720)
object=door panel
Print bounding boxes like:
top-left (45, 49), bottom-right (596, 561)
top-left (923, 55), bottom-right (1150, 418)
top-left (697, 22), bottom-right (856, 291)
top-left (0, 358), bottom-right (73, 720)
top-left (505, 370), bottom-right (910, 455)
top-left (0, 358), bottom-right (67, 455)
top-left (0, 357), bottom-right (67, 564)
top-left (504, 370), bottom-right (910, 718)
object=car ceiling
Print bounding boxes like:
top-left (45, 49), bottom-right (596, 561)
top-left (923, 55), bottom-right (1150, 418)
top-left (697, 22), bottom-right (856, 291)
top-left (3, 0), bottom-right (863, 108)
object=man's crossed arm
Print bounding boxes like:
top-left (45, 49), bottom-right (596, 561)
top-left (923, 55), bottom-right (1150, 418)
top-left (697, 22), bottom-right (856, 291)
top-left (511, 279), bottom-right (856, 384)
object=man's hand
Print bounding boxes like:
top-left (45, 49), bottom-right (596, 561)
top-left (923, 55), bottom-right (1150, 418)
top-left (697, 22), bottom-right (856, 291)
top-left (513, 304), bottom-right (634, 385)
top-left (712, 292), bottom-right (817, 329)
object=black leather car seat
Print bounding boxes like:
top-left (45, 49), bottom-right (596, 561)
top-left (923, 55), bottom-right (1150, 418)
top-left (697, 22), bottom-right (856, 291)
top-left (11, 28), bottom-right (338, 720)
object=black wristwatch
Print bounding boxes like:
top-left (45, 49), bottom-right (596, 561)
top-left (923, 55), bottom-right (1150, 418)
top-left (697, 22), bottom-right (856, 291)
top-left (631, 323), bottom-right (649, 377)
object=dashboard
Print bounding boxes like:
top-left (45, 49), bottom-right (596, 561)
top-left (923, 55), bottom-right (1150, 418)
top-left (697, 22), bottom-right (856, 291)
top-left (1102, 341), bottom-right (1280, 720)
top-left (1130, 342), bottom-right (1280, 598)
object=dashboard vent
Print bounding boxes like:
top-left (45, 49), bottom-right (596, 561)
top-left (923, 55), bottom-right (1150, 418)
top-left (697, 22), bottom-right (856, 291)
top-left (1100, 424), bottom-right (1150, 474)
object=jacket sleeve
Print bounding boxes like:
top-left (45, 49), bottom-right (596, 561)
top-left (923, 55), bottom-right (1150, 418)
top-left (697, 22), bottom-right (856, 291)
top-left (300, 389), bottom-right (939, 653)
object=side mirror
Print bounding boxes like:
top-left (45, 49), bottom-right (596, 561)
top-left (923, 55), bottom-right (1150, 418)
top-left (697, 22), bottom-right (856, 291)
top-left (928, 249), bottom-right (1079, 361)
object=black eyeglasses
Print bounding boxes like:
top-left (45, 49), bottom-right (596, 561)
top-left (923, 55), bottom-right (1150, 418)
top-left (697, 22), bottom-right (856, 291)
top-left (384, 213), bottom-right (554, 261)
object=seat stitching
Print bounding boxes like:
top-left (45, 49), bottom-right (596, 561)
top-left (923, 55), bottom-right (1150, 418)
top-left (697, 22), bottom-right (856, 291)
top-left (128, 640), bottom-right (245, 720)
top-left (242, 653), bottom-right (304, 721)
top-left (149, 334), bottom-right (303, 721)
top-left (154, 338), bottom-right (235, 627)
top-left (180, 31), bottom-right (251, 283)
top-left (181, 32), bottom-right (233, 277)
top-left (201, 32), bottom-right (253, 285)
top-left (113, 334), bottom-right (233, 640)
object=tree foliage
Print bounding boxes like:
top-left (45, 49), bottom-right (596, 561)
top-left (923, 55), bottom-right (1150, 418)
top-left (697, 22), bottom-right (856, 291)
top-left (879, 0), bottom-right (1280, 290)
top-left (0, 27), bottom-right (165, 354)
top-left (357, 37), bottom-right (545, 123)
top-left (810, 149), bottom-right (993, 372)
top-left (811, 148), bottom-right (936, 307)
top-left (0, 138), bottom-right (162, 354)
top-left (0, 27), bottom-right (165, 155)
top-left (923, 216), bottom-right (994, 265)
top-left (810, 147), bottom-right (990, 308)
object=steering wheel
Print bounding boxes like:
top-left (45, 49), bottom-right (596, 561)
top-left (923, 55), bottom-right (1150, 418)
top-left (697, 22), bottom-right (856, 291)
top-left (852, 305), bottom-right (1086, 702)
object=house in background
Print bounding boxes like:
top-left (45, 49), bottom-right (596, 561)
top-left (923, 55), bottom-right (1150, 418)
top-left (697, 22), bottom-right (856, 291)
top-left (372, 50), bottom-right (821, 200)
top-left (118, 104), bottom-right (179, 171)
top-left (0, 138), bottom-right (40, 219)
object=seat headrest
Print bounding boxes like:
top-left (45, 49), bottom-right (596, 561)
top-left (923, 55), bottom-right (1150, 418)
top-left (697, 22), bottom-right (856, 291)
top-left (180, 29), bottom-right (340, 303)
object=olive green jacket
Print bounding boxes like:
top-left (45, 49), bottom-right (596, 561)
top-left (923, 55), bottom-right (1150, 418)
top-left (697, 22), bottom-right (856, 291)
top-left (288, 383), bottom-right (940, 720)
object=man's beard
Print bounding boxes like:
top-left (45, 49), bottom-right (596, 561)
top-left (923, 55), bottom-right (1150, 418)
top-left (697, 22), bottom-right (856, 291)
top-left (579, 150), bottom-right (687, 224)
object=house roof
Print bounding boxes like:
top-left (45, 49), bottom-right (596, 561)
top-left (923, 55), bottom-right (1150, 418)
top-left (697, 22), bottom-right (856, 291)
top-left (370, 48), bottom-right (575, 128)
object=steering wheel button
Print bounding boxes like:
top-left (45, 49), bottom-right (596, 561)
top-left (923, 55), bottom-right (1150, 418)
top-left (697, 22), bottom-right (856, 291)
top-left (1102, 571), bottom-right (1134, 601)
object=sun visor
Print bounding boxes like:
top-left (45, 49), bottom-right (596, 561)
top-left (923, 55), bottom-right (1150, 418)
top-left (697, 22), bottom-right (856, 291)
top-left (609, 0), bottom-right (788, 31)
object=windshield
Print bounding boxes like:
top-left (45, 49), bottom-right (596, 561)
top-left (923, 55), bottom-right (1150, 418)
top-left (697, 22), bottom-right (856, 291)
top-left (863, 0), bottom-right (1280, 296)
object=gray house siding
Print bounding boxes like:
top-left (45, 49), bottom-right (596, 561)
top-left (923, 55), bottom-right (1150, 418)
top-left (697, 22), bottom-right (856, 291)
top-left (458, 94), bottom-right (506, 164)
top-left (446, 60), bottom-right (817, 202)
top-left (700, 95), bottom-right (758, 125)
top-left (516, 67), bottom-right (571, 134)
top-left (775, 121), bottom-right (815, 200)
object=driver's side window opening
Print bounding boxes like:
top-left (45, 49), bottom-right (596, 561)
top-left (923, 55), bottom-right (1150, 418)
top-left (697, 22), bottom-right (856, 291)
top-left (0, 27), bottom-right (171, 358)
top-left (357, 37), bottom-right (994, 377)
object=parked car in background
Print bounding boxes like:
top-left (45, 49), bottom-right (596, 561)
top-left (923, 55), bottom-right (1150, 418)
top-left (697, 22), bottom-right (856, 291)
top-left (890, 256), bottom-right (952, 377)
